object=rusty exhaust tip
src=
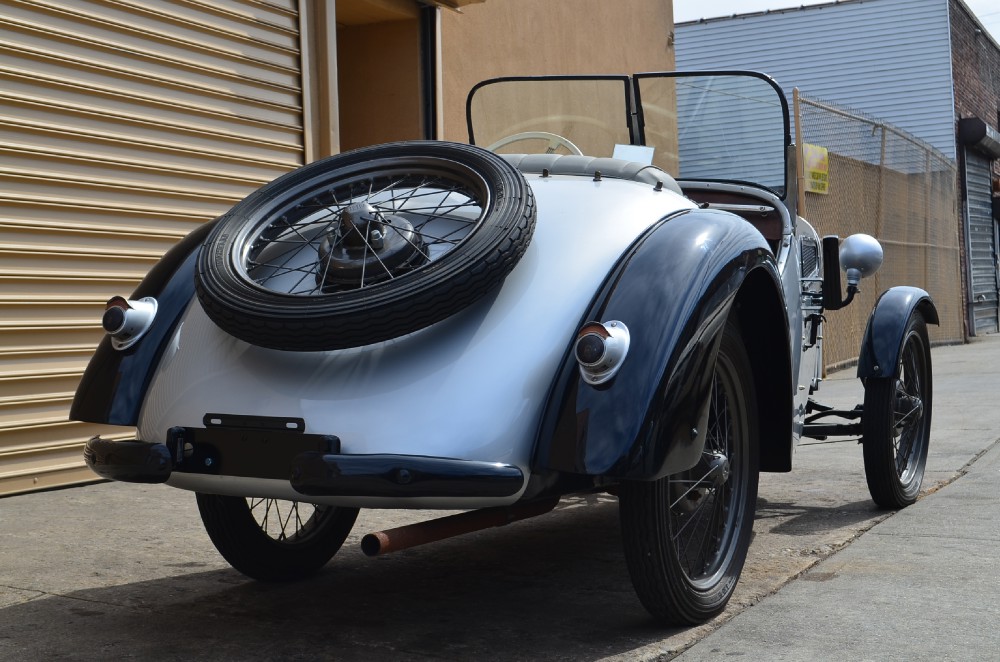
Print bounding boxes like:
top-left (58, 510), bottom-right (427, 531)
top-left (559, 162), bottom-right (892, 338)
top-left (361, 532), bottom-right (388, 557)
top-left (360, 498), bottom-right (559, 557)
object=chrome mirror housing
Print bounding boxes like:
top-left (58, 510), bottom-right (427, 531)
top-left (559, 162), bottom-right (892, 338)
top-left (839, 234), bottom-right (883, 288)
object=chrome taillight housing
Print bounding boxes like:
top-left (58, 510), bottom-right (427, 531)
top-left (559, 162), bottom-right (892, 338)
top-left (102, 296), bottom-right (158, 350)
top-left (574, 320), bottom-right (630, 385)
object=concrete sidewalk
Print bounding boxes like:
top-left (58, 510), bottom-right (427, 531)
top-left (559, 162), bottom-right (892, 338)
top-left (676, 335), bottom-right (1000, 661)
top-left (1, 335), bottom-right (998, 661)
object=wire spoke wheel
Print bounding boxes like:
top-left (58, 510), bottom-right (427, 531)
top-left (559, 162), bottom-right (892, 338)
top-left (196, 493), bottom-right (359, 581)
top-left (241, 167), bottom-right (487, 296)
top-left (863, 310), bottom-right (932, 509)
top-left (619, 319), bottom-right (759, 625)
top-left (196, 141), bottom-right (535, 351)
top-left (892, 343), bottom-right (925, 478)
top-left (247, 498), bottom-right (328, 544)
top-left (668, 372), bottom-right (742, 587)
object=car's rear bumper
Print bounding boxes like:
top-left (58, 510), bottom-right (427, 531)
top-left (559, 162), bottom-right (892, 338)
top-left (83, 436), bottom-right (524, 499)
top-left (290, 452), bottom-right (524, 498)
top-left (84, 436), bottom-right (173, 484)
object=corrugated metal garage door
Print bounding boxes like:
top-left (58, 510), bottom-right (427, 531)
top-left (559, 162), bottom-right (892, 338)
top-left (965, 150), bottom-right (999, 335)
top-left (0, 0), bottom-right (305, 495)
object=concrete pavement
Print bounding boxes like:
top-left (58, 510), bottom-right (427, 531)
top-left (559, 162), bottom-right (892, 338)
top-left (1, 335), bottom-right (998, 660)
top-left (674, 335), bottom-right (1000, 661)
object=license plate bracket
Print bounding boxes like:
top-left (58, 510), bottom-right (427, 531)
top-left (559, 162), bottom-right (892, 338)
top-left (167, 414), bottom-right (339, 480)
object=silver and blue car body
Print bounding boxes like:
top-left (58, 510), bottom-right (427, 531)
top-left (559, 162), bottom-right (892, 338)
top-left (71, 71), bottom-right (936, 626)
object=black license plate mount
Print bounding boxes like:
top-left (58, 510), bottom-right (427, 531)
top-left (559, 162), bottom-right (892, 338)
top-left (167, 414), bottom-right (340, 479)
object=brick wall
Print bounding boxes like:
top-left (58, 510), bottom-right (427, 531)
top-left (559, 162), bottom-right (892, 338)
top-left (949, 0), bottom-right (1000, 337)
top-left (950, 0), bottom-right (1000, 137)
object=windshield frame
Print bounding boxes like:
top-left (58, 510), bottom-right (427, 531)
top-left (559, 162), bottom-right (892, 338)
top-left (466, 70), bottom-right (792, 200)
top-left (633, 70), bottom-right (791, 199)
top-left (465, 74), bottom-right (635, 149)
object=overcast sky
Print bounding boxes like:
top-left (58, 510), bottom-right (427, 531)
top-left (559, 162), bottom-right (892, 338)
top-left (674, 0), bottom-right (1000, 44)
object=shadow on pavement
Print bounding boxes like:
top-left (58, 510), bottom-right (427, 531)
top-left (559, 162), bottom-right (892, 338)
top-left (2, 483), bottom-right (898, 661)
top-left (2, 501), bottom-right (685, 661)
top-left (755, 496), bottom-right (888, 536)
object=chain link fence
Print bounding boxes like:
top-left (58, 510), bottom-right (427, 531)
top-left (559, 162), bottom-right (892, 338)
top-left (796, 95), bottom-right (964, 370)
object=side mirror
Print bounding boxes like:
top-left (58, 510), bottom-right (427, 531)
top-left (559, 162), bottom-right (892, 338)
top-left (839, 234), bottom-right (883, 288)
top-left (822, 233), bottom-right (883, 311)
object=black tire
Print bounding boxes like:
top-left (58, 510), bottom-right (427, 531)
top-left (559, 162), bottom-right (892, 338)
top-left (862, 311), bottom-right (932, 509)
top-left (619, 319), bottom-right (759, 625)
top-left (196, 494), bottom-right (358, 581)
top-left (196, 141), bottom-right (535, 351)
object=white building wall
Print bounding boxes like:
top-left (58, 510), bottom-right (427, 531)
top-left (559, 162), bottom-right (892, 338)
top-left (675, 0), bottom-right (957, 159)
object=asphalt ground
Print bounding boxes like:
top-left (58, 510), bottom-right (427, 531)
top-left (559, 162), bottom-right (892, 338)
top-left (1, 335), bottom-right (998, 661)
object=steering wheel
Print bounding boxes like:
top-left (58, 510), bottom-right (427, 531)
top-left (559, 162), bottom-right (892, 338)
top-left (486, 131), bottom-right (583, 155)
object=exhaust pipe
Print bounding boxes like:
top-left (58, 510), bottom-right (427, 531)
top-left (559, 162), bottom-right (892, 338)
top-left (360, 497), bottom-right (559, 556)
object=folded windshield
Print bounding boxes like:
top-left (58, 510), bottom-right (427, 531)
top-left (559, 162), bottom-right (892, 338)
top-left (467, 72), bottom-right (790, 197)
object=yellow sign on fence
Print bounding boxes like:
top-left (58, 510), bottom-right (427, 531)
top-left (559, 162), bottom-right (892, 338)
top-left (803, 143), bottom-right (829, 194)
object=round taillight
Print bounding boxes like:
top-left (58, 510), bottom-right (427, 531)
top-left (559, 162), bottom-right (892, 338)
top-left (102, 306), bottom-right (127, 334)
top-left (574, 320), bottom-right (630, 385)
top-left (102, 296), bottom-right (158, 350)
top-left (575, 333), bottom-right (606, 365)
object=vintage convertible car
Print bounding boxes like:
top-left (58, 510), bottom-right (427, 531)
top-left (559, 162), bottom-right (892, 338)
top-left (73, 71), bottom-right (936, 625)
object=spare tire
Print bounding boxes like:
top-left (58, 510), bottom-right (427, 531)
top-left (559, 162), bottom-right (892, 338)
top-left (195, 141), bottom-right (536, 351)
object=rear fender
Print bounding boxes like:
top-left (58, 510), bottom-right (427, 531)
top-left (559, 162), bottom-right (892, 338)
top-left (857, 286), bottom-right (939, 379)
top-left (533, 209), bottom-right (788, 481)
top-left (70, 220), bottom-right (218, 425)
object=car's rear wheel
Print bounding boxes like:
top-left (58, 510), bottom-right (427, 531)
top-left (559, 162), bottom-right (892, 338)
top-left (195, 141), bottom-right (535, 351)
top-left (196, 494), bottom-right (358, 581)
top-left (862, 310), bottom-right (932, 509)
top-left (619, 319), bottom-right (759, 625)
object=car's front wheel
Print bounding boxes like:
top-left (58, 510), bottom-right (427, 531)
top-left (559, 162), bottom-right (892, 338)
top-left (862, 310), bottom-right (932, 509)
top-left (196, 494), bottom-right (358, 581)
top-left (619, 319), bottom-right (759, 625)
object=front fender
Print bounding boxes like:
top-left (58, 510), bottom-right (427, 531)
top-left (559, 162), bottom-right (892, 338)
top-left (70, 220), bottom-right (218, 426)
top-left (857, 286), bottom-right (939, 379)
top-left (533, 209), bottom-right (779, 481)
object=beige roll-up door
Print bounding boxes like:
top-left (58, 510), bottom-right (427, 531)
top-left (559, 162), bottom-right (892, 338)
top-left (0, 0), bottom-right (305, 495)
